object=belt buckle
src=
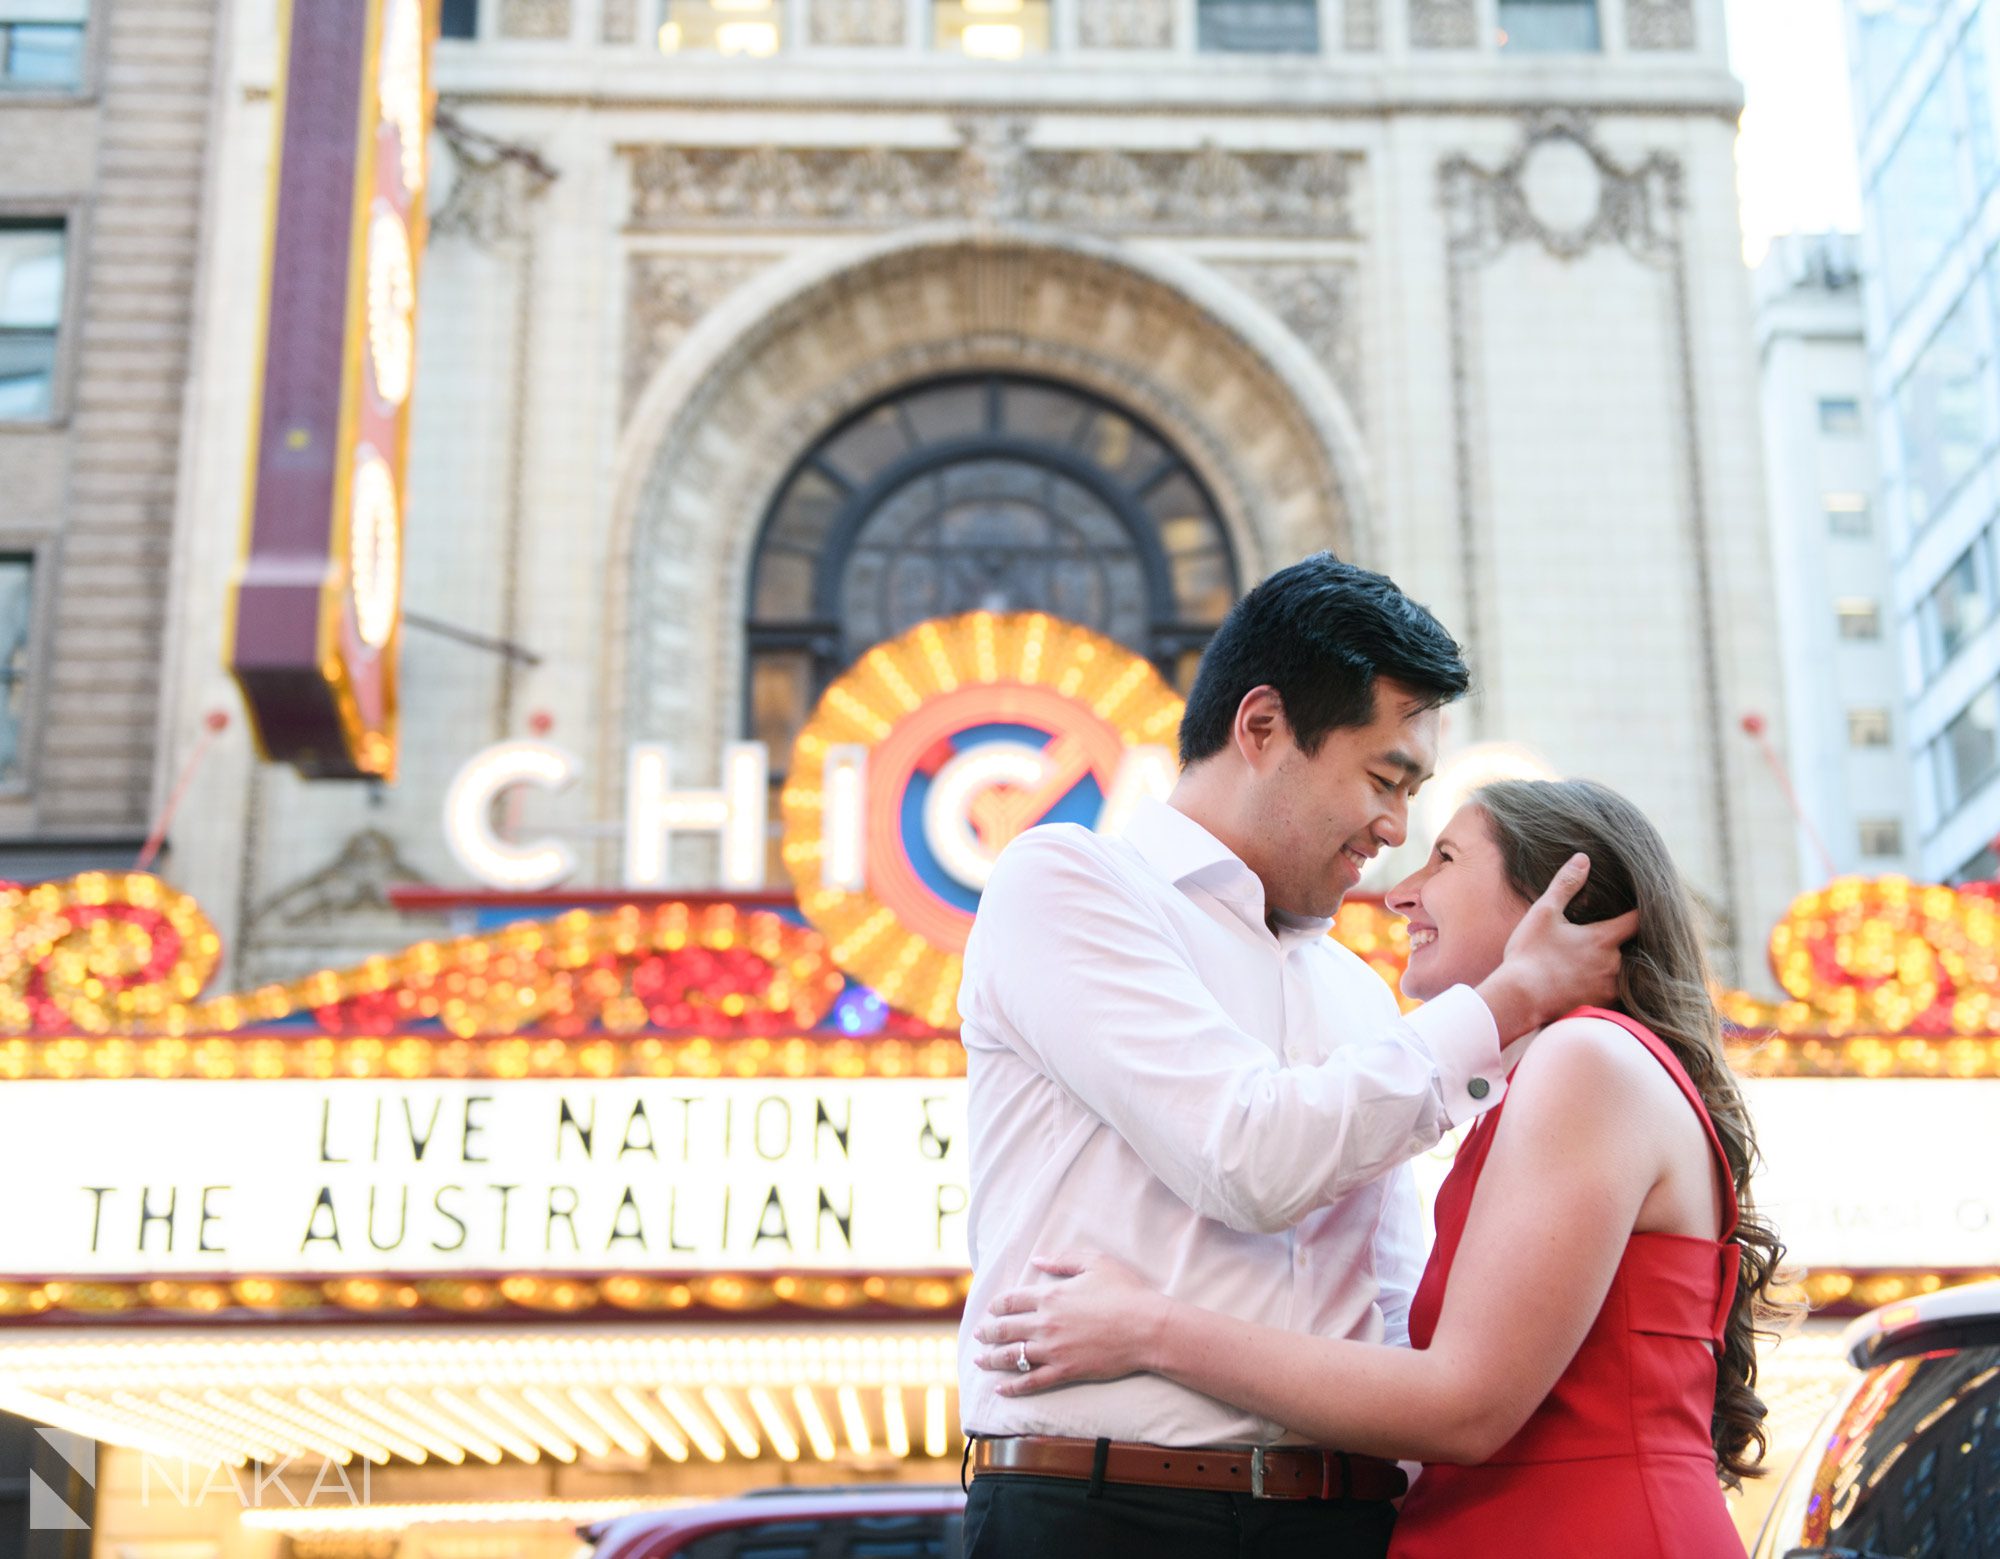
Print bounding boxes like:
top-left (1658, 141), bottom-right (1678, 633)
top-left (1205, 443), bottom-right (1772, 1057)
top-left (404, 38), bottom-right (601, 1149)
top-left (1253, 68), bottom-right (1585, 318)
top-left (1250, 1446), bottom-right (1268, 1499)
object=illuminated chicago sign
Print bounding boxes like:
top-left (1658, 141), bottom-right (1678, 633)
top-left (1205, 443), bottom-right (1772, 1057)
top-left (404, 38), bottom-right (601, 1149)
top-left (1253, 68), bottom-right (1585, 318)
top-left (229, 0), bottom-right (436, 780)
top-left (444, 613), bottom-right (1187, 1025)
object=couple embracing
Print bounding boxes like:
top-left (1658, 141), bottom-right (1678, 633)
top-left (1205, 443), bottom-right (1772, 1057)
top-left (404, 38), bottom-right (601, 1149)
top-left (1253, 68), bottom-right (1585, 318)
top-left (954, 554), bottom-right (1786, 1557)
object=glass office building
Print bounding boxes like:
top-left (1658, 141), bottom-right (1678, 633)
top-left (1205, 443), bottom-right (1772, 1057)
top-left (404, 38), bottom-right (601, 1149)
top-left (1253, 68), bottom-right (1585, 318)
top-left (1851, 0), bottom-right (2000, 878)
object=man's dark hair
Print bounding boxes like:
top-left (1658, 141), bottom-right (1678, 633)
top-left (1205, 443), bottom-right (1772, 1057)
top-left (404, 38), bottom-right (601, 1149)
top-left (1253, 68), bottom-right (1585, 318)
top-left (1177, 552), bottom-right (1470, 765)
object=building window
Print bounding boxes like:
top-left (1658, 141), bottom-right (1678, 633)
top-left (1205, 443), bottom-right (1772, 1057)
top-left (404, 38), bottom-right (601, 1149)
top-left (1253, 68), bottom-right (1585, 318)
top-left (1895, 296), bottom-right (1996, 529)
top-left (1197, 0), bottom-right (1319, 52)
top-left (933, 0), bottom-right (1049, 57)
top-left (1497, 0), bottom-right (1600, 51)
top-left (1858, 818), bottom-right (1905, 857)
top-left (1927, 541), bottom-right (1993, 668)
top-left (1873, 69), bottom-right (1966, 320)
top-left (0, 2), bottom-right (85, 90)
top-left (1952, 840), bottom-right (1999, 883)
top-left (0, 556), bottom-right (28, 787)
top-left (660, 0), bottom-right (781, 55)
top-left (1835, 598), bottom-right (1882, 639)
top-left (1939, 684), bottom-right (2000, 810)
top-left (0, 222), bottom-right (64, 421)
top-left (1818, 396), bottom-right (1864, 436)
top-left (746, 372), bottom-right (1240, 772)
top-left (1824, 492), bottom-right (1872, 536)
top-left (440, 0), bottom-right (477, 38)
top-left (1847, 708), bottom-right (1893, 747)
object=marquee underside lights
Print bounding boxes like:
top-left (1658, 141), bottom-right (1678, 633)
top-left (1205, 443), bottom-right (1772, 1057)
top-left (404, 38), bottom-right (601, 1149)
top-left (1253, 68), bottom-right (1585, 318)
top-left (228, 0), bottom-right (435, 779)
top-left (0, 1329), bottom-right (965, 1471)
top-left (781, 611), bottom-right (1184, 1028)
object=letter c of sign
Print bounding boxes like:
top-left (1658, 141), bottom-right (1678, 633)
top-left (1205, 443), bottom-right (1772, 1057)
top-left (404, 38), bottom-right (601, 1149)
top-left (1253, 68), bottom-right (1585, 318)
top-left (922, 741), bottom-right (1050, 891)
top-left (443, 741), bottom-right (581, 890)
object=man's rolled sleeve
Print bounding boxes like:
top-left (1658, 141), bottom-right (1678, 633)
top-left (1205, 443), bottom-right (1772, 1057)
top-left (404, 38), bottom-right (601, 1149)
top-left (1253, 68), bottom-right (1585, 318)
top-left (1402, 983), bottom-right (1506, 1127)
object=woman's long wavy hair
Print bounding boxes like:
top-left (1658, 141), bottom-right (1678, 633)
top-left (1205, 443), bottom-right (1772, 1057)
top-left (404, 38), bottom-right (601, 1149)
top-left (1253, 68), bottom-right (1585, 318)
top-left (1474, 778), bottom-right (1798, 1489)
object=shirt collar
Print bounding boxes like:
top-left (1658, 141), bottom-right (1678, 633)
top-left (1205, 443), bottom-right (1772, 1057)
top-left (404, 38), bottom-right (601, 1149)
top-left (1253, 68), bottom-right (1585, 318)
top-left (1118, 797), bottom-right (1336, 946)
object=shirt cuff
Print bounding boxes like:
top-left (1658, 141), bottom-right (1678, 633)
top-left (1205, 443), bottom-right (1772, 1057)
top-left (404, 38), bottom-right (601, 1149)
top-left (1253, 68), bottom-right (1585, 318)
top-left (1406, 984), bottom-right (1505, 1127)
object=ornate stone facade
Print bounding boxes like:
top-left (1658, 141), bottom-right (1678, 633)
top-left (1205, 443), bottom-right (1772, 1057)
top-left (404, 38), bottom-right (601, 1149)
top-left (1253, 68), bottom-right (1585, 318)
top-left (1626, 0), bottom-right (1697, 49)
top-left (625, 132), bottom-right (1360, 238)
top-left (614, 237), bottom-right (1369, 786)
top-left (495, 0), bottom-right (571, 40)
top-left (1409, 0), bottom-right (1479, 48)
top-left (431, 114), bottom-right (559, 245)
top-left (1078, 0), bottom-right (1176, 49)
top-left (1441, 113), bottom-right (1681, 266)
top-left (159, 0), bottom-right (1792, 993)
top-left (622, 253), bottom-right (775, 417)
top-left (1439, 112), bottom-right (1742, 952)
top-left (1212, 261), bottom-right (1366, 422)
top-left (808, 0), bottom-right (906, 47)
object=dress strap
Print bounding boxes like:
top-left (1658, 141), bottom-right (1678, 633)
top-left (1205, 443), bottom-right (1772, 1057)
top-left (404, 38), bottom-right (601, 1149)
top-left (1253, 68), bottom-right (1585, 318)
top-left (1563, 1006), bottom-right (1741, 1241)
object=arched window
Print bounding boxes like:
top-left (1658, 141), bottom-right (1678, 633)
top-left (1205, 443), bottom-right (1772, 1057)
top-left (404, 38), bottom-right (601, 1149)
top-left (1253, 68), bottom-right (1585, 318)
top-left (746, 373), bottom-right (1238, 768)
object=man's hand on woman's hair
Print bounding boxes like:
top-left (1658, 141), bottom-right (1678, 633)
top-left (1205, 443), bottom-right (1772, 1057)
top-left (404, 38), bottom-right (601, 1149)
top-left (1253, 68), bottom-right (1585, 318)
top-left (1474, 854), bottom-right (1639, 1043)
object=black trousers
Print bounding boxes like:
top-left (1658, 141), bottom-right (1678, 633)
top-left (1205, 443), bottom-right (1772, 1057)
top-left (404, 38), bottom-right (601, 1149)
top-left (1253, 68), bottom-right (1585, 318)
top-left (963, 1472), bottom-right (1397, 1559)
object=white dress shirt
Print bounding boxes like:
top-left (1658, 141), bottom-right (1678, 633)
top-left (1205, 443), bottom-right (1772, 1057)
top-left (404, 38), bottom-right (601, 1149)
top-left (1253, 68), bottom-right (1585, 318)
top-left (957, 797), bottom-right (1505, 1448)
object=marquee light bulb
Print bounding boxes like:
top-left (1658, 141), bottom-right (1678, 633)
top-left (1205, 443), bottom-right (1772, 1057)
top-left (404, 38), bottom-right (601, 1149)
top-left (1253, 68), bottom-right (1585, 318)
top-left (349, 448), bottom-right (402, 651)
top-left (377, 0), bottom-right (426, 195)
top-left (365, 205), bottom-right (416, 407)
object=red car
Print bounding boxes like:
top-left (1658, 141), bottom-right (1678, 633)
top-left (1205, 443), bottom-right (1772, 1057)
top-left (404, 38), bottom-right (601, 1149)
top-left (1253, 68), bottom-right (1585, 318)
top-left (580, 1484), bottom-right (966, 1559)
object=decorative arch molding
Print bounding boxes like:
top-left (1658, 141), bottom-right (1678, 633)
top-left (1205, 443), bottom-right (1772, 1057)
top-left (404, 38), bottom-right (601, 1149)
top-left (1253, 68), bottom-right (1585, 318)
top-left (602, 226), bottom-right (1374, 842)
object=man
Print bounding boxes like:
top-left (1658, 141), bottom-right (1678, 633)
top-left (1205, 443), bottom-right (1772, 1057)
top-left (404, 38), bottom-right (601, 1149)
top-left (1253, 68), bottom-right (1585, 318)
top-left (956, 554), bottom-right (1634, 1558)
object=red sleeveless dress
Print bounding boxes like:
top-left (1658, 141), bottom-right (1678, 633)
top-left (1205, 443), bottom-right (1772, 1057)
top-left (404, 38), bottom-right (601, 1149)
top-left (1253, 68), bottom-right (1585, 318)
top-left (1389, 1007), bottom-right (1747, 1558)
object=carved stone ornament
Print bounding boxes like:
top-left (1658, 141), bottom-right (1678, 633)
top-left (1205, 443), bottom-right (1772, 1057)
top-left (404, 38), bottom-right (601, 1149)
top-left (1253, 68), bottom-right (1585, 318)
top-left (625, 124), bottom-right (1361, 238)
top-left (809, 0), bottom-right (907, 46)
top-left (247, 829), bottom-right (432, 932)
top-left (1213, 261), bottom-right (1366, 421)
top-left (623, 253), bottom-right (774, 415)
top-left (1440, 112), bottom-right (1681, 265)
top-left (496, 0), bottom-right (569, 39)
top-left (1079, 0), bottom-right (1176, 48)
top-left (1626, 0), bottom-right (1696, 49)
top-left (1410, 0), bottom-right (1478, 48)
top-left (430, 110), bottom-right (560, 245)
top-left (601, 0), bottom-right (636, 44)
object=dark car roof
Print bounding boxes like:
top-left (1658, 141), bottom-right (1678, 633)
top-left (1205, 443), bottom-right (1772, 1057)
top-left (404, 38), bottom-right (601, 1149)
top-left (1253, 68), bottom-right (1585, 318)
top-left (584, 1485), bottom-right (964, 1559)
top-left (1844, 1277), bottom-right (2000, 1369)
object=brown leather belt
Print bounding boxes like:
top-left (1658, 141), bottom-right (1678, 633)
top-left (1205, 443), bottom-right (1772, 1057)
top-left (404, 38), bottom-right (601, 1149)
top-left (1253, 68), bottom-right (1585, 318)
top-left (971, 1434), bottom-right (1408, 1502)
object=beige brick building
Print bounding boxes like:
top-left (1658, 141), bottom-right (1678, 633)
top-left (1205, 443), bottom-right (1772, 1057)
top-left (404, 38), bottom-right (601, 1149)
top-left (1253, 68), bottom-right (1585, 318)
top-left (0, 0), bottom-right (221, 878)
top-left (155, 0), bottom-right (1800, 990)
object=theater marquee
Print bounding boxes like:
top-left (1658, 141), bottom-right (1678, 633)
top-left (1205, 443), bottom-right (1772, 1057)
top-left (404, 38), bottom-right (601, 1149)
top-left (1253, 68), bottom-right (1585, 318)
top-left (2, 1079), bottom-right (970, 1276)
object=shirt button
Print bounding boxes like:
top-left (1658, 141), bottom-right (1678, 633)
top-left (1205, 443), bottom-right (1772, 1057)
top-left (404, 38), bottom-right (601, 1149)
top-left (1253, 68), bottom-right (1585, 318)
top-left (1469, 1077), bottom-right (1492, 1100)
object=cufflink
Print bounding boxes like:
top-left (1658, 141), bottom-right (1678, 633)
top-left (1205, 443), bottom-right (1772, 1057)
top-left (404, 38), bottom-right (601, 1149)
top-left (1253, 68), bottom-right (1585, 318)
top-left (1468, 1077), bottom-right (1491, 1100)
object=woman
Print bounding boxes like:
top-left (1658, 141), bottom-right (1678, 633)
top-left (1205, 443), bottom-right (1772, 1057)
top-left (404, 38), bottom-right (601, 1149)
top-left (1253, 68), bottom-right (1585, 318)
top-left (973, 779), bottom-right (1790, 1557)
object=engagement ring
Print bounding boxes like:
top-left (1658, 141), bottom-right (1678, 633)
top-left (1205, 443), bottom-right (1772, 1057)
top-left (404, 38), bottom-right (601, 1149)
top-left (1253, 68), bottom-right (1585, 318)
top-left (1015, 1342), bottom-right (1031, 1374)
